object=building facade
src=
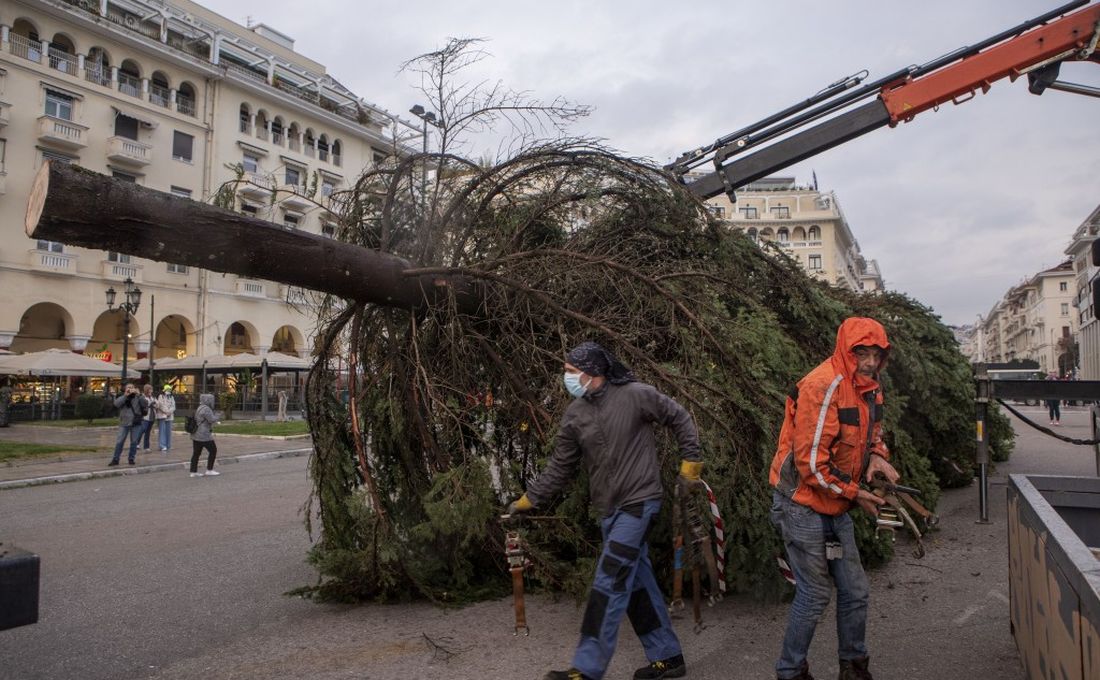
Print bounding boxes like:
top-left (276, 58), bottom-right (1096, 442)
top-left (703, 176), bottom-right (885, 292)
top-left (1065, 204), bottom-right (1100, 379)
top-left (979, 262), bottom-right (1077, 374)
top-left (0, 0), bottom-right (401, 387)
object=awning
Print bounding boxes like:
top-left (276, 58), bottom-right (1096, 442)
top-left (0, 348), bottom-right (140, 378)
top-left (111, 105), bottom-right (158, 128)
top-left (237, 140), bottom-right (268, 156)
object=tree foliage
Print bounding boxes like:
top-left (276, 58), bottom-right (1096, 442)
top-left (295, 40), bottom-right (1012, 604)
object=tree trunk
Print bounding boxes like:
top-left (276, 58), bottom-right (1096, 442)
top-left (25, 162), bottom-right (481, 312)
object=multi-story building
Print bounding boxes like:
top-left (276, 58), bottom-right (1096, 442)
top-left (1065, 203), bottom-right (1100, 378)
top-left (979, 262), bottom-right (1077, 373)
top-left (952, 323), bottom-right (983, 363)
top-left (0, 0), bottom-right (402, 393)
top-left (704, 176), bottom-right (885, 292)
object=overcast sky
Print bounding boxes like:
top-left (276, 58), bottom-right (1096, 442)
top-left (201, 0), bottom-right (1100, 326)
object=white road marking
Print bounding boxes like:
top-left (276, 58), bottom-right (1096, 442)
top-left (988, 590), bottom-right (1009, 604)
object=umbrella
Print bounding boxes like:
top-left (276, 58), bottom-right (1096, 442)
top-left (0, 348), bottom-right (140, 378)
top-left (129, 356), bottom-right (180, 371)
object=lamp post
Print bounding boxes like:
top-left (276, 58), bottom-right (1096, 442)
top-left (409, 104), bottom-right (444, 214)
top-left (106, 277), bottom-right (142, 385)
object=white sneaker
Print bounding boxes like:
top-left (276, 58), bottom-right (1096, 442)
top-left (144, 448), bottom-right (151, 452)
top-left (204, 469), bottom-right (220, 476)
top-left (190, 472), bottom-right (203, 478)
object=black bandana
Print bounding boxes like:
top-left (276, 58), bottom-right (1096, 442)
top-left (567, 342), bottom-right (635, 385)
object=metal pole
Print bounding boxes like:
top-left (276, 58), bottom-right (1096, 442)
top-left (260, 358), bottom-right (268, 421)
top-left (974, 364), bottom-right (991, 523)
top-left (1092, 405), bottom-right (1100, 477)
top-left (148, 295), bottom-right (155, 390)
top-left (121, 312), bottom-right (130, 385)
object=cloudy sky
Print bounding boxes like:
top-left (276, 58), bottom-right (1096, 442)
top-left (200, 0), bottom-right (1100, 325)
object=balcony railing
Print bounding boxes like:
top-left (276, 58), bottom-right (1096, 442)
top-left (85, 65), bottom-right (111, 87)
top-left (149, 83), bottom-right (171, 108)
top-left (177, 95), bottom-right (196, 117)
top-left (9, 34), bottom-right (41, 62)
top-left (48, 47), bottom-right (78, 74)
top-left (236, 279), bottom-right (266, 297)
top-left (27, 249), bottom-right (76, 273)
top-left (107, 136), bottom-right (153, 166)
top-left (37, 115), bottom-right (88, 149)
top-left (223, 61), bottom-right (267, 84)
top-left (101, 260), bottom-right (142, 282)
top-left (118, 72), bottom-right (142, 98)
top-left (332, 153), bottom-right (342, 168)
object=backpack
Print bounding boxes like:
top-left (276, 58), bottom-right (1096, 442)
top-left (184, 415), bottom-right (198, 434)
top-left (137, 397), bottom-right (149, 419)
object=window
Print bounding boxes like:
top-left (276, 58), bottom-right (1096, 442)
top-left (41, 149), bottom-right (75, 165)
top-left (108, 252), bottom-right (131, 264)
top-left (321, 222), bottom-right (336, 238)
top-left (167, 262), bottom-right (188, 274)
top-left (1061, 303), bottom-right (1069, 316)
top-left (0, 138), bottom-right (6, 173)
top-left (1060, 281), bottom-right (1068, 292)
top-left (240, 203), bottom-right (258, 216)
top-left (321, 179), bottom-right (335, 197)
top-left (285, 167), bottom-right (302, 186)
top-left (372, 150), bottom-right (388, 166)
top-left (707, 205), bottom-right (726, 218)
top-left (808, 226), bottom-right (821, 241)
top-left (739, 206), bottom-right (759, 219)
top-left (170, 186), bottom-right (192, 199)
top-left (808, 254), bottom-right (822, 270)
top-left (114, 114), bottom-right (139, 140)
top-left (283, 213), bottom-right (300, 229)
top-left (771, 205), bottom-right (791, 219)
top-left (45, 90), bottom-right (73, 120)
top-left (37, 240), bottom-right (63, 253)
top-left (242, 154), bottom-right (259, 173)
top-left (112, 171), bottom-right (137, 183)
top-left (1063, 326), bottom-right (1071, 338)
top-left (173, 131), bottom-right (194, 162)
top-left (777, 228), bottom-right (789, 243)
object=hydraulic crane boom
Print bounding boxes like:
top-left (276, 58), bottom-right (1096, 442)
top-left (672, 0), bottom-right (1100, 201)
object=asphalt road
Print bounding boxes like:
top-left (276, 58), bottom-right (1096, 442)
top-left (0, 405), bottom-right (1096, 679)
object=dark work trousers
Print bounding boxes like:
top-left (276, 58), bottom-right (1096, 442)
top-left (190, 440), bottom-right (217, 472)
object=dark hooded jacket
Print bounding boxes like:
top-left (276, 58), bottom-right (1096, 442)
top-left (769, 317), bottom-right (891, 516)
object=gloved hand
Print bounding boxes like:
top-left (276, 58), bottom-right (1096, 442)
top-left (678, 460), bottom-right (704, 483)
top-left (506, 494), bottom-right (533, 516)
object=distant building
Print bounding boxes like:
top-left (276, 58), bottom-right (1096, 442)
top-left (702, 176), bottom-right (884, 292)
top-left (0, 0), bottom-right (404, 393)
top-left (952, 323), bottom-right (983, 363)
top-left (979, 262), bottom-right (1077, 374)
top-left (1064, 203), bottom-right (1100, 379)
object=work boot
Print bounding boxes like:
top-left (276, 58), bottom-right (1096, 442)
top-left (544, 669), bottom-right (593, 680)
top-left (634, 653), bottom-right (686, 679)
top-left (837, 656), bottom-right (872, 680)
top-left (779, 661), bottom-right (815, 680)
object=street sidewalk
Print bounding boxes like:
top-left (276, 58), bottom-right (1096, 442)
top-left (0, 422), bottom-right (313, 490)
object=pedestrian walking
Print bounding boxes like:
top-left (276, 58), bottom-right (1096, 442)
top-left (108, 383), bottom-right (145, 466)
top-left (1046, 372), bottom-right (1061, 425)
top-left (189, 393), bottom-right (219, 478)
top-left (508, 341), bottom-right (701, 680)
top-left (138, 384), bottom-right (155, 451)
top-left (768, 317), bottom-right (899, 680)
top-left (155, 385), bottom-right (176, 452)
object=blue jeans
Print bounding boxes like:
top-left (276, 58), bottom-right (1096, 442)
top-left (157, 419), bottom-right (172, 450)
top-left (111, 423), bottom-right (142, 463)
top-left (139, 419), bottom-right (153, 449)
top-left (771, 491), bottom-right (869, 679)
top-left (572, 499), bottom-right (681, 679)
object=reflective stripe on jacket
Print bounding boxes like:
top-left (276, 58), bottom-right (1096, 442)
top-left (769, 317), bottom-right (891, 516)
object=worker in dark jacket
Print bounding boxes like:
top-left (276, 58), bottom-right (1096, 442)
top-left (510, 341), bottom-right (702, 680)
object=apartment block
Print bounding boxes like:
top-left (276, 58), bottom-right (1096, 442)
top-left (703, 176), bottom-right (885, 292)
top-left (980, 261), bottom-right (1077, 374)
top-left (0, 0), bottom-right (401, 386)
top-left (1064, 203), bottom-right (1100, 379)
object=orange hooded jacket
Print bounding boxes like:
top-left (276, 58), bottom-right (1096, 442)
top-left (768, 317), bottom-right (891, 516)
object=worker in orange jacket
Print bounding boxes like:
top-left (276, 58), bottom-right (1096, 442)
top-left (768, 317), bottom-right (900, 680)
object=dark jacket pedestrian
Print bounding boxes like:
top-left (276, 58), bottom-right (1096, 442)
top-left (109, 383), bottom-right (145, 466)
top-left (768, 317), bottom-right (899, 680)
top-left (189, 393), bottom-right (219, 477)
top-left (509, 341), bottom-right (702, 680)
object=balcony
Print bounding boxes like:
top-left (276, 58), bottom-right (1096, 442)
top-left (177, 95), bottom-right (196, 117)
top-left (149, 84), bottom-right (171, 109)
top-left (37, 115), bottom-right (88, 150)
top-left (118, 72), bottom-right (142, 98)
top-left (101, 260), bottom-right (142, 283)
top-left (278, 185), bottom-right (313, 211)
top-left (8, 34), bottom-right (41, 63)
top-left (236, 279), bottom-right (267, 297)
top-left (27, 249), bottom-right (76, 274)
top-left (47, 47), bottom-right (78, 75)
top-left (107, 136), bottom-right (153, 166)
top-left (0, 101), bottom-right (9, 127)
top-left (237, 172), bottom-right (273, 200)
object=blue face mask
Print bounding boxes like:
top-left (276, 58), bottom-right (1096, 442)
top-left (563, 372), bottom-right (588, 398)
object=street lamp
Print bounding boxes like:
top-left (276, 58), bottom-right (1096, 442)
top-left (409, 105), bottom-right (444, 212)
top-left (106, 277), bottom-right (142, 383)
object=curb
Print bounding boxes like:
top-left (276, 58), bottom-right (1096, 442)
top-left (0, 447), bottom-right (314, 490)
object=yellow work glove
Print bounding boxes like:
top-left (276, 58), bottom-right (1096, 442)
top-left (507, 494), bottom-right (534, 515)
top-left (678, 460), bottom-right (704, 482)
